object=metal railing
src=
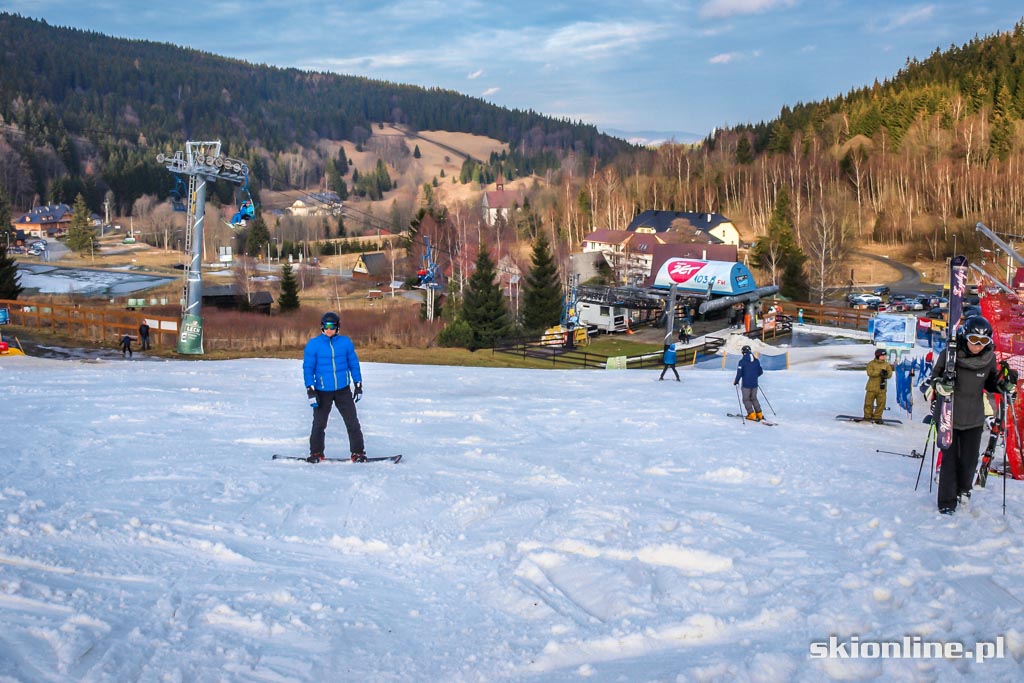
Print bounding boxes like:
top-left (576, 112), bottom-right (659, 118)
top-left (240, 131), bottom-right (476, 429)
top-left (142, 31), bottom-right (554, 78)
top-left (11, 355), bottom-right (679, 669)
top-left (493, 331), bottom-right (727, 369)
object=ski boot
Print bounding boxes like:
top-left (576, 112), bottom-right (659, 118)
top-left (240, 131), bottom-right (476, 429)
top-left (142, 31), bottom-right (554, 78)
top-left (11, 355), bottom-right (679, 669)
top-left (755, 412), bottom-right (764, 421)
top-left (307, 453), bottom-right (325, 463)
top-left (746, 412), bottom-right (759, 422)
top-left (351, 453), bottom-right (367, 463)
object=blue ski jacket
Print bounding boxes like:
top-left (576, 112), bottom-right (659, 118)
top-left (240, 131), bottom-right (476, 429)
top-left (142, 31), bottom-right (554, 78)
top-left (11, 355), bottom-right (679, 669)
top-left (734, 352), bottom-right (763, 388)
top-left (303, 333), bottom-right (362, 391)
top-left (663, 344), bottom-right (677, 365)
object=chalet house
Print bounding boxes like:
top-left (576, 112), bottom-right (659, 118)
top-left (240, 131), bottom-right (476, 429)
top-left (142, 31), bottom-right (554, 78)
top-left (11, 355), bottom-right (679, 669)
top-left (626, 210), bottom-right (740, 246)
top-left (482, 179), bottom-right (522, 226)
top-left (352, 252), bottom-right (390, 281)
top-left (582, 228), bottom-right (732, 282)
top-left (288, 192), bottom-right (342, 217)
top-left (201, 285), bottom-right (273, 315)
top-left (13, 204), bottom-right (73, 239)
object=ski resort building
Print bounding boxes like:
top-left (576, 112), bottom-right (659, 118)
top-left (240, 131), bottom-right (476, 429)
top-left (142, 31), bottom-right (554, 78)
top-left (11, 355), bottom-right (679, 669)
top-left (626, 210), bottom-right (741, 247)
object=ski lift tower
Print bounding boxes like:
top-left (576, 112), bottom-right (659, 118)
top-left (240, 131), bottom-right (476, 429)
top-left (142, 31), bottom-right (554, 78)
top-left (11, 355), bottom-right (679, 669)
top-left (418, 236), bottom-right (444, 320)
top-left (156, 141), bottom-right (249, 354)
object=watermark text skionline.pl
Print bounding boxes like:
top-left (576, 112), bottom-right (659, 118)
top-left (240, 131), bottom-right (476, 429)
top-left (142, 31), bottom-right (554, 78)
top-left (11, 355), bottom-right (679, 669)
top-left (809, 636), bottom-right (1005, 664)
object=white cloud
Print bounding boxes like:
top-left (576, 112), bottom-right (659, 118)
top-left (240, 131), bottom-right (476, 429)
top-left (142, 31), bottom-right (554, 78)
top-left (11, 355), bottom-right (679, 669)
top-left (467, 69), bottom-right (484, 80)
top-left (542, 21), bottom-right (662, 60)
top-left (699, 0), bottom-right (796, 20)
top-left (709, 52), bottom-right (740, 64)
top-left (879, 5), bottom-right (935, 32)
top-left (482, 87), bottom-right (500, 97)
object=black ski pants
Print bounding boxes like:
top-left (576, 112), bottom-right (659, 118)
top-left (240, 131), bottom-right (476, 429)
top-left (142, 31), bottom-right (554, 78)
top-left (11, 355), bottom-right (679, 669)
top-left (309, 387), bottom-right (364, 456)
top-left (937, 425), bottom-right (984, 511)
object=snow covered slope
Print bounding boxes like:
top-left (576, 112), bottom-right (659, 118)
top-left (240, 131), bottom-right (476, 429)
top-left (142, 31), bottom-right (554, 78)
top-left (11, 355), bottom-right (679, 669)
top-left (1, 342), bottom-right (1022, 681)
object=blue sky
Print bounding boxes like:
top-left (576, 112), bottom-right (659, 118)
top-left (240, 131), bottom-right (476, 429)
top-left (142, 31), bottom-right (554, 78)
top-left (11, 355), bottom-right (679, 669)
top-left (4, 1), bottom-right (1023, 142)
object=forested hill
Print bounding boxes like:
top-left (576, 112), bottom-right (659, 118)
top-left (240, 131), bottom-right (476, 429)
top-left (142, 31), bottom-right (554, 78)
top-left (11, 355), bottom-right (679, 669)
top-left (0, 12), bottom-right (632, 210)
top-left (731, 19), bottom-right (1024, 158)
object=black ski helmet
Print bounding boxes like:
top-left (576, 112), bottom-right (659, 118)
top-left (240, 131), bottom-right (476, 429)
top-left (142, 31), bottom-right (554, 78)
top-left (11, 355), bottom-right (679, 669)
top-left (958, 315), bottom-right (993, 349)
top-left (874, 348), bottom-right (887, 359)
top-left (741, 345), bottom-right (752, 355)
top-left (321, 311), bottom-right (341, 330)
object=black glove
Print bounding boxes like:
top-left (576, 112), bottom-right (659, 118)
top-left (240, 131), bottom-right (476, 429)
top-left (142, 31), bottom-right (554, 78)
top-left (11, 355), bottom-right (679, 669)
top-left (353, 382), bottom-right (363, 403)
top-left (879, 369), bottom-right (890, 380)
top-left (733, 381), bottom-right (739, 386)
top-left (306, 386), bottom-right (318, 408)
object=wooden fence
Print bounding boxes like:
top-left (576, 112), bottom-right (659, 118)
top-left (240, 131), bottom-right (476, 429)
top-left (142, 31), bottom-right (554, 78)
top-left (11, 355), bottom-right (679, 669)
top-left (0, 299), bottom-right (179, 348)
top-left (783, 301), bottom-right (876, 331)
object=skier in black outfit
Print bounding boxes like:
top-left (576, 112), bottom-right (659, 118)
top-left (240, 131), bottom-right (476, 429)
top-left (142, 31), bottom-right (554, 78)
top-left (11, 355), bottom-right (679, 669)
top-left (926, 316), bottom-right (1016, 514)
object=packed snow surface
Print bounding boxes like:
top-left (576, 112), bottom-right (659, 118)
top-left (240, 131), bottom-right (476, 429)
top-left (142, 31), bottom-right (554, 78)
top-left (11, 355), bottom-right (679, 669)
top-left (2, 336), bottom-right (1023, 681)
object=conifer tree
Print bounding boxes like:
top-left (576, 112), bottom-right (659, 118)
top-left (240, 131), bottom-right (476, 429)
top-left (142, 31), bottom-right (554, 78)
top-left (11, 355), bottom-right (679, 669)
top-left (521, 232), bottom-right (563, 331)
top-left (0, 244), bottom-right (22, 300)
top-left (0, 186), bottom-right (23, 299)
top-left (245, 213), bottom-right (271, 258)
top-left (461, 248), bottom-right (512, 350)
top-left (64, 193), bottom-right (98, 254)
top-left (751, 186), bottom-right (808, 299)
top-left (278, 262), bottom-right (300, 312)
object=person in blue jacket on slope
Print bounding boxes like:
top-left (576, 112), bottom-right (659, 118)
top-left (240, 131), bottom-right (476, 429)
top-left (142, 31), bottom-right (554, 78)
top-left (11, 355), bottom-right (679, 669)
top-left (303, 311), bottom-right (365, 463)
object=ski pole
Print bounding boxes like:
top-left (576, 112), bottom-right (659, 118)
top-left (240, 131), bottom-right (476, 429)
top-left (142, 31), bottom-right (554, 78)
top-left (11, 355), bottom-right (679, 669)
top-left (735, 384), bottom-right (746, 424)
top-left (1003, 394), bottom-right (1021, 516)
top-left (758, 385), bottom-right (776, 416)
top-left (876, 449), bottom-right (924, 459)
top-left (914, 422), bottom-right (935, 491)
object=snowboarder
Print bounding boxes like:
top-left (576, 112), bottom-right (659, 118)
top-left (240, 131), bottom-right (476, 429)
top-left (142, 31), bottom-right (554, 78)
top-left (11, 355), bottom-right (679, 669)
top-left (659, 340), bottom-right (679, 381)
top-left (303, 311), bottom-right (365, 463)
top-left (119, 334), bottom-right (133, 358)
top-left (863, 349), bottom-right (893, 423)
top-left (734, 345), bottom-right (764, 420)
top-left (138, 322), bottom-right (151, 351)
top-left (925, 316), bottom-right (1014, 514)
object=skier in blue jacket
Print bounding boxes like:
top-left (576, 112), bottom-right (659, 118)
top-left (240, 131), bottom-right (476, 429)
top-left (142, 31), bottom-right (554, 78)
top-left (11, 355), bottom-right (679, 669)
top-left (303, 311), bottom-right (365, 463)
top-left (659, 337), bottom-right (680, 381)
top-left (733, 345), bottom-right (764, 421)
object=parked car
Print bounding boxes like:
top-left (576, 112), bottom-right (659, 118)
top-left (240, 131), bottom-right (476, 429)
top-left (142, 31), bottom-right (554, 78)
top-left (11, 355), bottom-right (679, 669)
top-left (872, 286), bottom-right (891, 297)
top-left (30, 240), bottom-right (47, 250)
top-left (850, 294), bottom-right (882, 308)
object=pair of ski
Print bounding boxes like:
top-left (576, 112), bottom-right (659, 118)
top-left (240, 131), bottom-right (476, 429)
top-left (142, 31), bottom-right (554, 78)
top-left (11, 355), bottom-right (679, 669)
top-left (835, 414), bottom-right (903, 426)
top-left (726, 413), bottom-right (777, 426)
top-left (272, 454), bottom-right (402, 464)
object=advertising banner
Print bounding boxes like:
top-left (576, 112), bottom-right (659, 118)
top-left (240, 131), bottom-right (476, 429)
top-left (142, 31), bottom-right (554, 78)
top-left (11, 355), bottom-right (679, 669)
top-left (176, 313), bottom-right (204, 354)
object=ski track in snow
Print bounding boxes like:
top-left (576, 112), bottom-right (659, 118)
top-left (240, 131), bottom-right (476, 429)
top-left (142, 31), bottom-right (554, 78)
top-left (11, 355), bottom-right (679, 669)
top-left (2, 344), bottom-right (1024, 681)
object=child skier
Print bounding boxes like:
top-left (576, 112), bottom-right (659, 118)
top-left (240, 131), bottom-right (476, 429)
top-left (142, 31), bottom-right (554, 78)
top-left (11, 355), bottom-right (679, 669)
top-left (734, 345), bottom-right (764, 420)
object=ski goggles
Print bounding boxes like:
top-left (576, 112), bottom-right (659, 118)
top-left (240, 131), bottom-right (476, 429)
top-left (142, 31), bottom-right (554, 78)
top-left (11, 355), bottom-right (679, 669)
top-left (322, 322), bottom-right (338, 330)
top-left (966, 333), bottom-right (991, 345)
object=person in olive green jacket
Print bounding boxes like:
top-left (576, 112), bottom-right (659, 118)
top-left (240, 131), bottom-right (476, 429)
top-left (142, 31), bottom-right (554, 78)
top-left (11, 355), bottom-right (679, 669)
top-left (864, 348), bottom-right (894, 422)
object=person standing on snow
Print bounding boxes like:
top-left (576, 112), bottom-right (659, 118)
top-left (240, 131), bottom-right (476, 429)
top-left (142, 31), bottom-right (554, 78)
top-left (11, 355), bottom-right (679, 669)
top-left (926, 316), bottom-right (1015, 515)
top-left (303, 311), bottom-right (366, 463)
top-left (734, 345), bottom-right (764, 420)
top-left (863, 349), bottom-right (894, 423)
top-left (659, 338), bottom-right (680, 381)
